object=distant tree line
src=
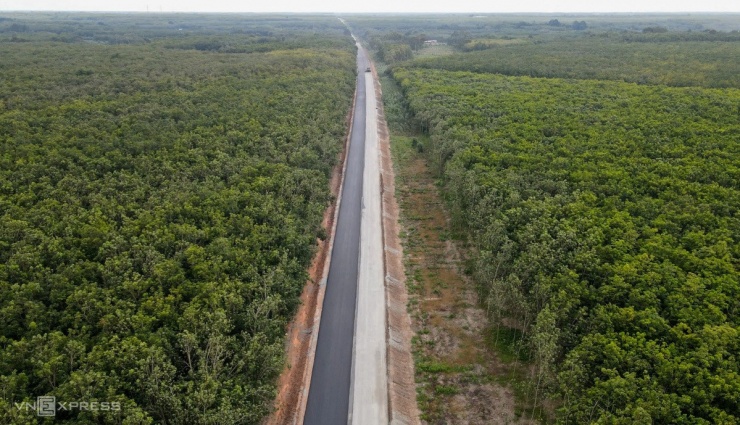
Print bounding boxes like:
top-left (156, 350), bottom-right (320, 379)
top-left (411, 36), bottom-right (740, 88)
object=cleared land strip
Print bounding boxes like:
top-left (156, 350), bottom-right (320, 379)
top-left (374, 65), bottom-right (422, 425)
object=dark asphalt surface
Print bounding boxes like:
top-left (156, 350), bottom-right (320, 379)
top-left (303, 47), bottom-right (369, 425)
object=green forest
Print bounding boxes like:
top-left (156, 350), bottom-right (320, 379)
top-left (0, 13), bottom-right (356, 424)
top-left (4, 11), bottom-right (740, 424)
top-left (411, 36), bottom-right (740, 88)
top-left (391, 59), bottom-right (740, 424)
top-left (344, 12), bottom-right (740, 424)
top-left (348, 14), bottom-right (740, 87)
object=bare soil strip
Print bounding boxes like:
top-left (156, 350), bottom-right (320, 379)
top-left (373, 65), bottom-right (422, 425)
top-left (388, 115), bottom-right (539, 424)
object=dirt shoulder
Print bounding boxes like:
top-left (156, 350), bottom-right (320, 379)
top-left (372, 63), bottom-right (422, 425)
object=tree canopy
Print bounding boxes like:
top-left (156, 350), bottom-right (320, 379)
top-left (0, 13), bottom-right (356, 424)
top-left (391, 67), bottom-right (740, 424)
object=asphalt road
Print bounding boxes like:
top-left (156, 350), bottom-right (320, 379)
top-left (304, 46), bottom-right (370, 425)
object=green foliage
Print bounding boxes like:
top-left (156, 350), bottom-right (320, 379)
top-left (347, 13), bottom-right (740, 48)
top-left (434, 385), bottom-right (458, 396)
top-left (571, 21), bottom-right (588, 31)
top-left (377, 43), bottom-right (414, 63)
top-left (411, 36), bottom-right (740, 88)
top-left (0, 12), bottom-right (352, 45)
top-left (0, 14), bottom-right (356, 424)
top-left (643, 26), bottom-right (669, 33)
top-left (392, 67), bottom-right (740, 424)
top-left (461, 38), bottom-right (524, 52)
top-left (364, 30), bottom-right (425, 64)
top-left (416, 361), bottom-right (467, 374)
top-left (485, 326), bottom-right (530, 363)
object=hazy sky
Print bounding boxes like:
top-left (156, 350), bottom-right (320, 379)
top-left (1, 0), bottom-right (739, 13)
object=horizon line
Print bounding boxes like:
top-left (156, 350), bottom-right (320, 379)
top-left (2, 10), bottom-right (740, 14)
